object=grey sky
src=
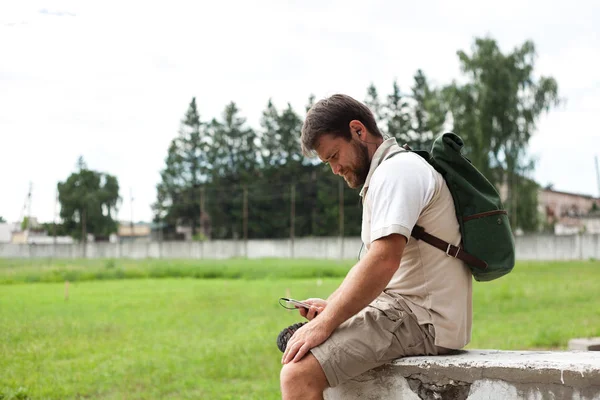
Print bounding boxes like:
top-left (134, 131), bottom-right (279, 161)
top-left (1, 0), bottom-right (599, 224)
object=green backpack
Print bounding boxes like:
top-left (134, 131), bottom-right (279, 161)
top-left (386, 132), bottom-right (515, 282)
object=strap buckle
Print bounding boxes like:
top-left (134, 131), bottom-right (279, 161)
top-left (446, 244), bottom-right (460, 258)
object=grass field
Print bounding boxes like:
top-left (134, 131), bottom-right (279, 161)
top-left (1, 258), bottom-right (599, 399)
top-left (0, 258), bottom-right (352, 285)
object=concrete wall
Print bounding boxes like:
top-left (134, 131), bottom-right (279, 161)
top-left (0, 234), bottom-right (599, 260)
top-left (515, 233), bottom-right (600, 260)
top-left (324, 350), bottom-right (600, 400)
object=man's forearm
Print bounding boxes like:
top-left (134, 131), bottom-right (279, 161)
top-left (317, 248), bottom-right (401, 332)
top-left (326, 280), bottom-right (346, 303)
top-left (326, 289), bottom-right (339, 303)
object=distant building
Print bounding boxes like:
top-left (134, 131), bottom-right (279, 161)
top-left (117, 221), bottom-right (152, 242)
top-left (498, 180), bottom-right (600, 235)
top-left (0, 218), bottom-right (42, 243)
top-left (9, 228), bottom-right (74, 244)
top-left (539, 188), bottom-right (600, 234)
top-left (540, 188), bottom-right (599, 219)
top-left (0, 223), bottom-right (18, 243)
top-left (2, 217), bottom-right (76, 245)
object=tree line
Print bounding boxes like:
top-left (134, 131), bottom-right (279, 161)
top-left (46, 37), bottom-right (559, 241)
top-left (153, 37), bottom-right (560, 240)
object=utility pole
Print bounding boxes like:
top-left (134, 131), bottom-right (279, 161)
top-left (290, 184), bottom-right (295, 258)
top-left (26, 182), bottom-right (32, 232)
top-left (130, 187), bottom-right (134, 240)
top-left (200, 186), bottom-right (205, 238)
top-left (339, 179), bottom-right (344, 261)
top-left (595, 155), bottom-right (600, 198)
top-left (81, 206), bottom-right (87, 257)
top-left (243, 185), bottom-right (248, 256)
top-left (53, 187), bottom-right (58, 246)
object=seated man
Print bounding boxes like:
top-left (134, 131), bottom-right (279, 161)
top-left (280, 94), bottom-right (472, 400)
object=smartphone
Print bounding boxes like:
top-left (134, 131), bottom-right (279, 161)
top-left (280, 297), bottom-right (311, 310)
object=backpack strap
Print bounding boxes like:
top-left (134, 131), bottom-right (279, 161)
top-left (411, 225), bottom-right (488, 270)
top-left (388, 143), bottom-right (488, 270)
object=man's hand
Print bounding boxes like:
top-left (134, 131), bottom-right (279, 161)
top-left (297, 298), bottom-right (327, 321)
top-left (281, 319), bottom-right (333, 364)
top-left (281, 234), bottom-right (406, 365)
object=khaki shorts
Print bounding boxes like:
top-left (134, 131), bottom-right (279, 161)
top-left (310, 290), bottom-right (448, 388)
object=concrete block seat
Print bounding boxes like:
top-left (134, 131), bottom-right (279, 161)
top-left (324, 349), bottom-right (600, 400)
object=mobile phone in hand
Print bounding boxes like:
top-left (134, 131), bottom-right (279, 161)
top-left (281, 297), bottom-right (311, 310)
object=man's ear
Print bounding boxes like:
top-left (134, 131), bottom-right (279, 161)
top-left (349, 120), bottom-right (366, 139)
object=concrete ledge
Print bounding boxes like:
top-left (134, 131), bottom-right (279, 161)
top-left (570, 338), bottom-right (600, 351)
top-left (324, 350), bottom-right (600, 400)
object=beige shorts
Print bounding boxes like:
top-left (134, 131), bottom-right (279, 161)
top-left (310, 290), bottom-right (448, 388)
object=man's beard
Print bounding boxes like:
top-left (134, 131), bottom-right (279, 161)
top-left (343, 140), bottom-right (370, 189)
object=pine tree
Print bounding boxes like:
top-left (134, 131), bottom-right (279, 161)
top-left (409, 69), bottom-right (447, 150)
top-left (204, 102), bottom-right (257, 239)
top-left (384, 81), bottom-right (412, 145)
top-left (364, 83), bottom-right (385, 128)
top-left (153, 97), bottom-right (210, 238)
top-left (259, 99), bottom-right (281, 168)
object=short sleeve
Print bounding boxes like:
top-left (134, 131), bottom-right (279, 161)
top-left (366, 153), bottom-right (436, 243)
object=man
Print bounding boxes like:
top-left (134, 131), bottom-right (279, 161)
top-left (280, 94), bottom-right (472, 400)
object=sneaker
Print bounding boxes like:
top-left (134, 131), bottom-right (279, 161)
top-left (276, 322), bottom-right (307, 353)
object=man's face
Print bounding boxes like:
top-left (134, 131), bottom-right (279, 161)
top-left (315, 134), bottom-right (371, 188)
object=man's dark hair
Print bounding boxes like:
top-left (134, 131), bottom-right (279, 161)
top-left (301, 94), bottom-right (382, 157)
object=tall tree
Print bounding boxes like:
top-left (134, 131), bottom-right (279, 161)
top-left (259, 99), bottom-right (282, 168)
top-left (258, 100), bottom-right (302, 168)
top-left (251, 100), bottom-right (286, 238)
top-left (305, 94), bottom-right (315, 113)
top-left (444, 37), bottom-right (560, 231)
top-left (57, 157), bottom-right (120, 241)
top-left (513, 173), bottom-right (541, 232)
top-left (364, 83), bottom-right (384, 127)
top-left (0, 216), bottom-right (5, 223)
top-left (442, 82), bottom-right (490, 177)
top-left (384, 81), bottom-right (412, 145)
top-left (279, 103), bottom-right (303, 166)
top-left (209, 102), bottom-right (257, 181)
top-left (153, 97), bottom-right (210, 238)
top-left (277, 103), bottom-right (307, 236)
top-left (253, 101), bottom-right (307, 238)
top-left (206, 102), bottom-right (257, 239)
top-left (409, 69), bottom-right (447, 150)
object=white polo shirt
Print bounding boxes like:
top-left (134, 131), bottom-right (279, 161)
top-left (360, 137), bottom-right (473, 350)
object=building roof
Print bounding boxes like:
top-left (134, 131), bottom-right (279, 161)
top-left (541, 188), bottom-right (600, 200)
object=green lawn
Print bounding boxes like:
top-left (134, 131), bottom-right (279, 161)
top-left (0, 258), bottom-right (354, 284)
top-left (0, 259), bottom-right (599, 399)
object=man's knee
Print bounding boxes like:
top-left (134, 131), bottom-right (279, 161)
top-left (280, 363), bottom-right (299, 390)
top-left (280, 353), bottom-right (328, 395)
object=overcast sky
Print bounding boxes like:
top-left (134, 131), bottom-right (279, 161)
top-left (1, 0), bottom-right (599, 224)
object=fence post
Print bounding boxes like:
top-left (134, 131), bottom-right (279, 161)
top-left (243, 185), bottom-right (248, 257)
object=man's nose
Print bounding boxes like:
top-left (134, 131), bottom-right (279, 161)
top-left (331, 162), bottom-right (341, 175)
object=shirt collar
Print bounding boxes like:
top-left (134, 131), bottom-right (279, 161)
top-left (359, 137), bottom-right (401, 198)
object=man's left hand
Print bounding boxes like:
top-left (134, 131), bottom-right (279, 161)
top-left (281, 320), bottom-right (333, 364)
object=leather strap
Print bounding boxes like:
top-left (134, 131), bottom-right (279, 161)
top-left (411, 225), bottom-right (488, 270)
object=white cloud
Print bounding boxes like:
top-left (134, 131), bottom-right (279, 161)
top-left (1, 0), bottom-right (599, 224)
